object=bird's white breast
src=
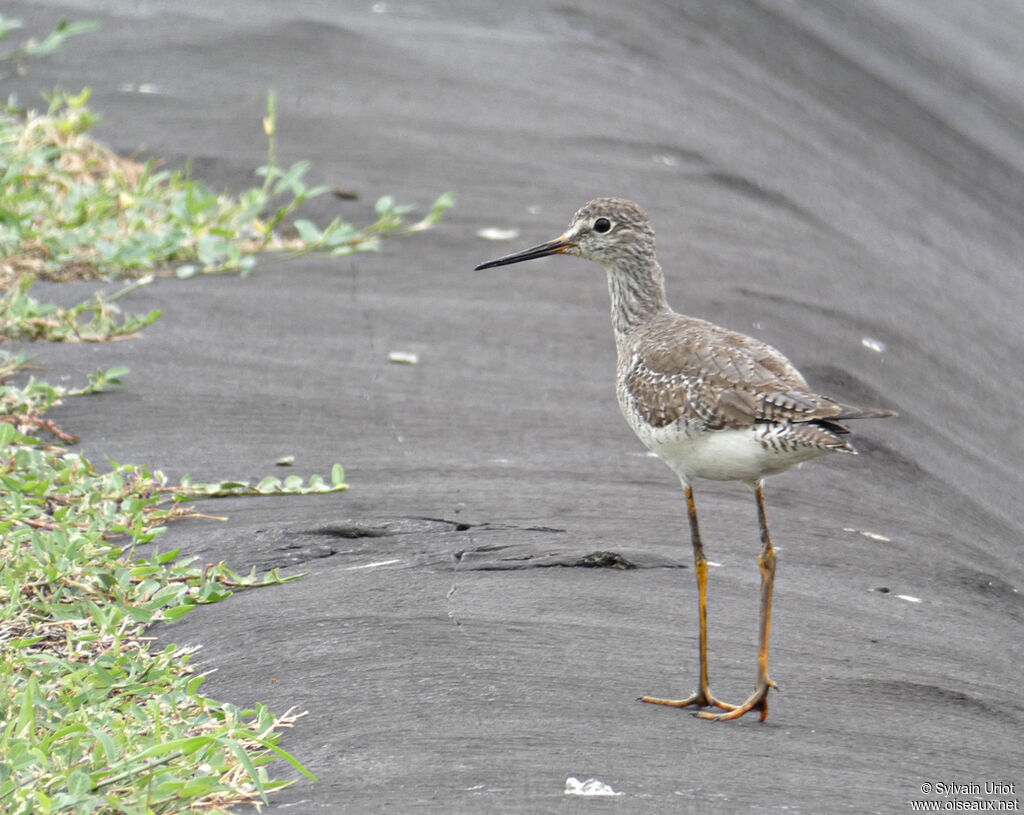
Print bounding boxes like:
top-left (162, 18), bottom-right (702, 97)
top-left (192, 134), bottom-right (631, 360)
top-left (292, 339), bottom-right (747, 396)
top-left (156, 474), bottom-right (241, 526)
top-left (618, 392), bottom-right (830, 487)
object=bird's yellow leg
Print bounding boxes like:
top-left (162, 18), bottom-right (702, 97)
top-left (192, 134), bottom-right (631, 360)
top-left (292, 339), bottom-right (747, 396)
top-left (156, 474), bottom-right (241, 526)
top-left (697, 482), bottom-right (777, 721)
top-left (641, 486), bottom-right (737, 712)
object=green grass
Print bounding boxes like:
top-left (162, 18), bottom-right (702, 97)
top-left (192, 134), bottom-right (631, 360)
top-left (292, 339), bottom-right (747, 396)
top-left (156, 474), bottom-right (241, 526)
top-left (0, 276), bottom-right (161, 342)
top-left (0, 15), bottom-right (454, 812)
top-left (0, 85), bottom-right (452, 341)
top-left (0, 87), bottom-right (454, 290)
top-left (0, 354), bottom-right (348, 813)
top-left (0, 16), bottom-right (99, 75)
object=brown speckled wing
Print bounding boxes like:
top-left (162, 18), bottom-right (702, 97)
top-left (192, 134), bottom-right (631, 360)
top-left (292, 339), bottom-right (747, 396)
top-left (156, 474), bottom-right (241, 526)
top-left (623, 315), bottom-right (844, 430)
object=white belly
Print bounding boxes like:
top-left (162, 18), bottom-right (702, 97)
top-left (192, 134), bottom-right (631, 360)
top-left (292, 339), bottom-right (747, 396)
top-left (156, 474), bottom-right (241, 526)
top-left (624, 409), bottom-right (830, 487)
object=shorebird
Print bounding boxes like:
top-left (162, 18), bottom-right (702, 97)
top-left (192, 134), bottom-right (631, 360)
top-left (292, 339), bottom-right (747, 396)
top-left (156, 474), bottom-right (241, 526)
top-left (475, 198), bottom-right (894, 721)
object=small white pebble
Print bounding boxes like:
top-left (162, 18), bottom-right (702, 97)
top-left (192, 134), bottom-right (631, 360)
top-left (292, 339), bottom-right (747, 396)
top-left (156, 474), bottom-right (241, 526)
top-left (565, 777), bottom-right (622, 797)
top-left (477, 227), bottom-right (520, 241)
top-left (845, 528), bottom-right (891, 542)
top-left (118, 82), bottom-right (160, 94)
top-left (388, 351), bottom-right (419, 365)
top-left (275, 455), bottom-right (295, 466)
top-left (861, 337), bottom-right (886, 353)
top-left (345, 559), bottom-right (401, 571)
top-left (896, 594), bottom-right (922, 603)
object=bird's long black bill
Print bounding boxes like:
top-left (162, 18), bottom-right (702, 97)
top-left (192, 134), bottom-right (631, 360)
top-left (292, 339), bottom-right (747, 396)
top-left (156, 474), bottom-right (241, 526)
top-left (474, 236), bottom-right (575, 270)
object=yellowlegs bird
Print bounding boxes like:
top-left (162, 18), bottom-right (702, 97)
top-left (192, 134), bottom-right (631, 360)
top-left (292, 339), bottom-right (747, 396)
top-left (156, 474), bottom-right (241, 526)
top-left (475, 198), bottom-right (895, 721)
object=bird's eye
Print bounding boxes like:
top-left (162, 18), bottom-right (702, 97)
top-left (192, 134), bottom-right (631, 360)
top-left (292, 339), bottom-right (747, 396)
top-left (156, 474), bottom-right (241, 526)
top-left (593, 217), bottom-right (612, 233)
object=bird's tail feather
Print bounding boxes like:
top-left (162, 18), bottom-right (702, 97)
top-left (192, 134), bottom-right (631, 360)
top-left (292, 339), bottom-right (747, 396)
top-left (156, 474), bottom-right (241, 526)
top-left (833, 403), bottom-right (898, 420)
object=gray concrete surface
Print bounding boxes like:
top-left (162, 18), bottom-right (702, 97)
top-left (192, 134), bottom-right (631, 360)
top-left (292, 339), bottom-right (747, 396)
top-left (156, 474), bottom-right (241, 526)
top-left (7, 1), bottom-right (1023, 812)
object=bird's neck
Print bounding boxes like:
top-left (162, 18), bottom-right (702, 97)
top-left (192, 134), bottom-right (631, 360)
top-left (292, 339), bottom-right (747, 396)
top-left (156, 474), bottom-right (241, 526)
top-left (604, 257), bottom-right (670, 346)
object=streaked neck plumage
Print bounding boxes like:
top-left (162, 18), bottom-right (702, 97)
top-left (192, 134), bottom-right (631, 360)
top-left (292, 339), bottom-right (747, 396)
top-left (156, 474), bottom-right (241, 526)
top-left (602, 252), bottom-right (670, 350)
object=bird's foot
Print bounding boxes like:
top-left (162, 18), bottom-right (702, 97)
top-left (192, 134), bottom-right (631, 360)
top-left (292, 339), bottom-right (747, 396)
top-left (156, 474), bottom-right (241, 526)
top-left (639, 688), bottom-right (738, 712)
top-left (694, 678), bottom-right (777, 722)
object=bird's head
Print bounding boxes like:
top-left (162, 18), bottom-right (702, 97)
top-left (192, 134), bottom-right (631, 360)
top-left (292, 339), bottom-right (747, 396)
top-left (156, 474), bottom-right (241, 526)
top-left (474, 197), bottom-right (655, 271)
